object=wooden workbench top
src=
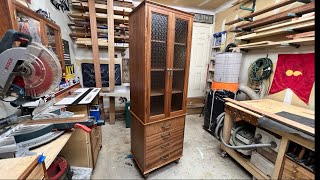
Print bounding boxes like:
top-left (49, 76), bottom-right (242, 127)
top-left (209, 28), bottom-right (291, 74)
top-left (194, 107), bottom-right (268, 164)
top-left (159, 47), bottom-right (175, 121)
top-left (32, 131), bottom-right (73, 169)
top-left (225, 98), bottom-right (315, 135)
top-left (242, 99), bottom-right (314, 119)
top-left (0, 131), bottom-right (73, 179)
top-left (0, 156), bottom-right (38, 179)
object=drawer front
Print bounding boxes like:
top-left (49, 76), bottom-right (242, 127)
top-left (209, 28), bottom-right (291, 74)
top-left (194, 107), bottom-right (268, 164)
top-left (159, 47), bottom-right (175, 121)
top-left (145, 116), bottom-right (185, 137)
top-left (282, 157), bottom-right (314, 180)
top-left (146, 127), bottom-right (184, 150)
top-left (145, 144), bottom-right (183, 170)
top-left (146, 134), bottom-right (184, 159)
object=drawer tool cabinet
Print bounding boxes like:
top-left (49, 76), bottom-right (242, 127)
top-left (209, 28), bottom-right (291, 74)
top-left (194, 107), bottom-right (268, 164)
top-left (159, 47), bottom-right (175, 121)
top-left (129, 0), bottom-right (193, 177)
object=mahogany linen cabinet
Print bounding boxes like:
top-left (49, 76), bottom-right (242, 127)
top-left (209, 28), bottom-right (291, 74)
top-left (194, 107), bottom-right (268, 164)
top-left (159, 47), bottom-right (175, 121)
top-left (129, 0), bottom-right (193, 176)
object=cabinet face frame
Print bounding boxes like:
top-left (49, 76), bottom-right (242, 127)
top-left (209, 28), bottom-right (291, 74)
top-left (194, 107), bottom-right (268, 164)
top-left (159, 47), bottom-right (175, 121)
top-left (146, 4), bottom-right (193, 122)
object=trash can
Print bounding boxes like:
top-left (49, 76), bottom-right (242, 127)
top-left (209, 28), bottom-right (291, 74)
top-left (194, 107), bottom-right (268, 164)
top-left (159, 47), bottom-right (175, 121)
top-left (125, 101), bottom-right (130, 128)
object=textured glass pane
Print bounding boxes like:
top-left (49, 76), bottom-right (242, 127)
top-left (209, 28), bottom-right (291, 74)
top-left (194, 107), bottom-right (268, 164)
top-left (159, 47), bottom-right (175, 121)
top-left (171, 18), bottom-right (188, 112)
top-left (151, 13), bottom-right (168, 41)
top-left (151, 42), bottom-right (167, 69)
top-left (175, 18), bottom-right (188, 44)
top-left (173, 44), bottom-right (186, 69)
top-left (150, 12), bottom-right (168, 116)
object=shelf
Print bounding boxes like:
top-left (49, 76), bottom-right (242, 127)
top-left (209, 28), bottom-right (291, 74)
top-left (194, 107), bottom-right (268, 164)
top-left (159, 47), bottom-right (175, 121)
top-left (209, 68), bottom-right (215, 72)
top-left (235, 21), bottom-right (314, 40)
top-left (71, 1), bottom-right (132, 16)
top-left (174, 42), bottom-right (186, 46)
top-left (235, 2), bottom-right (314, 30)
top-left (151, 39), bottom-right (166, 43)
top-left (172, 89), bottom-right (183, 94)
top-left (172, 68), bottom-right (184, 71)
top-left (150, 89), bottom-right (164, 96)
top-left (234, 37), bottom-right (314, 50)
top-left (212, 46), bottom-right (221, 49)
top-left (151, 68), bottom-right (165, 72)
top-left (207, 79), bottom-right (213, 82)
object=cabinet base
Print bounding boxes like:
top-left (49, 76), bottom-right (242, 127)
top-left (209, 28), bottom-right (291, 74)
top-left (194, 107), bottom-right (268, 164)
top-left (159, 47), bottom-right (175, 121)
top-left (131, 152), bottom-right (182, 175)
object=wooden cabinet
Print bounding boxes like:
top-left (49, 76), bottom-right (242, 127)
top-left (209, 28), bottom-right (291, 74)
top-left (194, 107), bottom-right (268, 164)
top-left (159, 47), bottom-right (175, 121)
top-left (129, 0), bottom-right (193, 175)
top-left (0, 0), bottom-right (65, 72)
top-left (281, 157), bottom-right (314, 180)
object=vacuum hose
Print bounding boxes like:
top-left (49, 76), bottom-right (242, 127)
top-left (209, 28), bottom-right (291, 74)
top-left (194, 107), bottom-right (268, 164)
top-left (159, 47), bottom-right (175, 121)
top-left (220, 127), bottom-right (276, 150)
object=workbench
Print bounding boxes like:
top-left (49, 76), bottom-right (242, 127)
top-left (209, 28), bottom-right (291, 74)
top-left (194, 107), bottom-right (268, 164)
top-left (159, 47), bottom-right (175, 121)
top-left (0, 83), bottom-right (104, 179)
top-left (0, 131), bottom-right (73, 179)
top-left (221, 98), bottom-right (314, 179)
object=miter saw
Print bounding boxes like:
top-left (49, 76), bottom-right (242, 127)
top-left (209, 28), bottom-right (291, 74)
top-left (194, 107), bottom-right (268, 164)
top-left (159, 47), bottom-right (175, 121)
top-left (0, 29), bottom-right (62, 107)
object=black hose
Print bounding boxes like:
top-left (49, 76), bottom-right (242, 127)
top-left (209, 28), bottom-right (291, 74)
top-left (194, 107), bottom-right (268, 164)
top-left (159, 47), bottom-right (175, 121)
top-left (248, 57), bottom-right (273, 83)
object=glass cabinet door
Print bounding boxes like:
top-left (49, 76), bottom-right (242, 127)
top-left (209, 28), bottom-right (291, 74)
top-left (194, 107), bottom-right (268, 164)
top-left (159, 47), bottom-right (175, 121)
top-left (16, 11), bottom-right (42, 43)
top-left (149, 12), bottom-right (169, 117)
top-left (170, 18), bottom-right (189, 112)
top-left (45, 25), bottom-right (58, 55)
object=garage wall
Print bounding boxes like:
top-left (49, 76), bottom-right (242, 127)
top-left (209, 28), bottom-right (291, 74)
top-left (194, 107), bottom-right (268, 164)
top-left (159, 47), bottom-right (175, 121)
top-left (213, 0), bottom-right (314, 109)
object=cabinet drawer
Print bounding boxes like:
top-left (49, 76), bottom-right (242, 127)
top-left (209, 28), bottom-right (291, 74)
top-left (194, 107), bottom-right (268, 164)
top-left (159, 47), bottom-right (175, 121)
top-left (146, 127), bottom-right (184, 150)
top-left (145, 145), bottom-right (182, 170)
top-left (145, 117), bottom-right (185, 137)
top-left (146, 134), bottom-right (183, 159)
top-left (281, 157), bottom-right (314, 180)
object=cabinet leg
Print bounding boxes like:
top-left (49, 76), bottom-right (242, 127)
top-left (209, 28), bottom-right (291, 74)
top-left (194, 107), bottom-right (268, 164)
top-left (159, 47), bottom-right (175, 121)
top-left (143, 173), bottom-right (149, 179)
top-left (175, 158), bottom-right (180, 164)
top-left (220, 151), bottom-right (228, 158)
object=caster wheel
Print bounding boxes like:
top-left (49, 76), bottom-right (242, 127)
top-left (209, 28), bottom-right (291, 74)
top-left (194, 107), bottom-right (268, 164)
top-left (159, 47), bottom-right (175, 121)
top-left (143, 173), bottom-right (149, 179)
top-left (174, 158), bottom-right (180, 164)
top-left (220, 151), bottom-right (228, 158)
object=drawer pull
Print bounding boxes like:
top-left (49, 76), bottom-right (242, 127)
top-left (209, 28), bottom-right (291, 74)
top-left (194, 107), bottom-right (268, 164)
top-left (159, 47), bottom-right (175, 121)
top-left (293, 170), bottom-right (297, 173)
top-left (161, 132), bottom-right (172, 139)
top-left (160, 154), bottom-right (171, 160)
top-left (161, 143), bottom-right (170, 149)
top-left (161, 123), bottom-right (171, 129)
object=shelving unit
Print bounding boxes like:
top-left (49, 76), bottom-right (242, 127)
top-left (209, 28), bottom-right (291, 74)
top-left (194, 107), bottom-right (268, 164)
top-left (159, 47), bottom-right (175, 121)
top-left (69, 0), bottom-right (134, 124)
top-left (69, 0), bottom-right (133, 49)
top-left (206, 31), bottom-right (226, 90)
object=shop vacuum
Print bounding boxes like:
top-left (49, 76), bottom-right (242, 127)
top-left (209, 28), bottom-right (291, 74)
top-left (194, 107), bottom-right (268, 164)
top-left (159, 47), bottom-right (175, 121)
top-left (203, 89), bottom-right (235, 137)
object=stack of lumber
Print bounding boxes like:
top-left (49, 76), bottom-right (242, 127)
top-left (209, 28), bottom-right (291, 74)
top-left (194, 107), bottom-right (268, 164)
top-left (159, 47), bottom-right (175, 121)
top-left (69, 0), bottom-right (133, 48)
top-left (226, 1), bottom-right (314, 50)
top-left (75, 38), bottom-right (129, 48)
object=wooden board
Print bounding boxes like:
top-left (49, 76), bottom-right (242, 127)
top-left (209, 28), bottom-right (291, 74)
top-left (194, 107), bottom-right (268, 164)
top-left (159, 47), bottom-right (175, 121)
top-left (68, 12), bottom-right (129, 22)
top-left (224, 98), bottom-right (314, 135)
top-left (226, 0), bottom-right (296, 25)
top-left (236, 21), bottom-right (314, 40)
top-left (0, 156), bottom-right (38, 179)
top-left (32, 131), bottom-right (73, 169)
top-left (254, 16), bottom-right (314, 32)
top-left (286, 31), bottom-right (314, 39)
top-left (72, 0), bottom-right (132, 15)
top-left (234, 37), bottom-right (314, 50)
top-left (236, 2), bottom-right (315, 30)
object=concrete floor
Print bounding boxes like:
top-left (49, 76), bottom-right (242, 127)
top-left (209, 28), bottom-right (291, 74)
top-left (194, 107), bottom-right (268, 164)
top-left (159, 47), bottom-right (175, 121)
top-left (91, 115), bottom-right (251, 179)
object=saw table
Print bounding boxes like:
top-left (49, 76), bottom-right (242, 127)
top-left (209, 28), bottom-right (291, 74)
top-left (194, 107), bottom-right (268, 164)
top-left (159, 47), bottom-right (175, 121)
top-left (221, 98), bottom-right (314, 179)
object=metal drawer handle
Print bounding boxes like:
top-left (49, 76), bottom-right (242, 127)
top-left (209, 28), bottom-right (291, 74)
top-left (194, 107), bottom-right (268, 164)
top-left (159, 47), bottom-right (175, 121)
top-left (161, 132), bottom-right (172, 139)
top-left (161, 123), bottom-right (171, 129)
top-left (161, 143), bottom-right (170, 149)
top-left (160, 154), bottom-right (171, 160)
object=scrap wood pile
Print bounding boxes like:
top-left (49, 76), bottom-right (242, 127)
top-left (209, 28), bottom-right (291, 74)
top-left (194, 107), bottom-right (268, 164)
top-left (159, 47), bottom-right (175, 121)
top-left (226, 0), bottom-right (314, 50)
top-left (68, 0), bottom-right (133, 48)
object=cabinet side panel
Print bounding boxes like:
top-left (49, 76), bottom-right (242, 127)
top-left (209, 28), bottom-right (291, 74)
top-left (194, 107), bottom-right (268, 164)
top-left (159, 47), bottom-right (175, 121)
top-left (130, 113), bottom-right (145, 171)
top-left (0, 1), bottom-right (14, 36)
top-left (129, 5), bottom-right (146, 121)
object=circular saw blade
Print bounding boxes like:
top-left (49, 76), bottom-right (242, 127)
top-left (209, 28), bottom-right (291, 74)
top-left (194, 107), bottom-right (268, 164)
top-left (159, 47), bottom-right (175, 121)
top-left (22, 42), bottom-right (62, 98)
